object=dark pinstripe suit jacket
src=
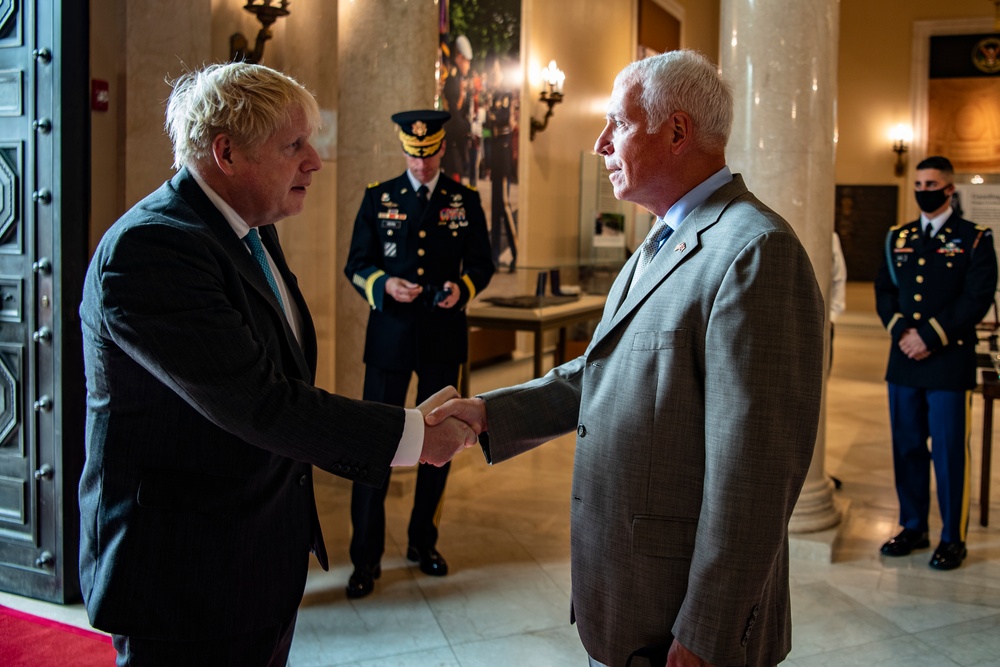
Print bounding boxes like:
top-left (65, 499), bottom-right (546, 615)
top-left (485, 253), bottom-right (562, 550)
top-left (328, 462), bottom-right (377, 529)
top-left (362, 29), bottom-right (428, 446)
top-left (79, 168), bottom-right (404, 640)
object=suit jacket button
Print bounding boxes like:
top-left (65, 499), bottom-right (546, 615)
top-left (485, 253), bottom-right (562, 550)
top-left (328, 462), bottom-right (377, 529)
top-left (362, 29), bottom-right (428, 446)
top-left (577, 424), bottom-right (587, 437)
top-left (299, 475), bottom-right (308, 486)
top-left (741, 637), bottom-right (748, 647)
top-left (358, 469), bottom-right (368, 479)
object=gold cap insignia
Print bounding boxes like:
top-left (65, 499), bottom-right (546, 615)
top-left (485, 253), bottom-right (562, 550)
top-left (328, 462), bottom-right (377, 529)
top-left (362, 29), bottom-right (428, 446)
top-left (411, 121), bottom-right (428, 137)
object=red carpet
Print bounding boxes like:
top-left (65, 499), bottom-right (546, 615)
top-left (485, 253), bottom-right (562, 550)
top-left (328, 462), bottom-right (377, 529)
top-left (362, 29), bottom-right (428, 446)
top-left (0, 604), bottom-right (116, 666)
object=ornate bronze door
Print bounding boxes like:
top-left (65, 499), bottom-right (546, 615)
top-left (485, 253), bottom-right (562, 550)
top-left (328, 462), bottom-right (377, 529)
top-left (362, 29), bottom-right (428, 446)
top-left (0, 0), bottom-right (88, 603)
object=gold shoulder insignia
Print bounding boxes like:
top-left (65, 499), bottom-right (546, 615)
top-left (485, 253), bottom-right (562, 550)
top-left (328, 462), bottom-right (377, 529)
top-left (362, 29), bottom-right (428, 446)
top-left (888, 222), bottom-right (906, 231)
top-left (976, 224), bottom-right (989, 231)
top-left (367, 181), bottom-right (380, 189)
top-left (466, 184), bottom-right (478, 192)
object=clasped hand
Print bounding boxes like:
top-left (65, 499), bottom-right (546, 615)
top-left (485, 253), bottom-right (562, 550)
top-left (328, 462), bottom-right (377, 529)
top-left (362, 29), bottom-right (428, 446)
top-left (417, 387), bottom-right (489, 466)
top-left (898, 327), bottom-right (930, 360)
top-left (385, 277), bottom-right (460, 309)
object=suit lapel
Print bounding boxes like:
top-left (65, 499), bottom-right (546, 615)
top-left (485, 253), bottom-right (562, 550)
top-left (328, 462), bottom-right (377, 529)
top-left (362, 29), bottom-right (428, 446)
top-left (173, 169), bottom-right (313, 380)
top-left (594, 175), bottom-right (750, 349)
top-left (174, 170), bottom-right (278, 311)
top-left (258, 225), bottom-right (315, 380)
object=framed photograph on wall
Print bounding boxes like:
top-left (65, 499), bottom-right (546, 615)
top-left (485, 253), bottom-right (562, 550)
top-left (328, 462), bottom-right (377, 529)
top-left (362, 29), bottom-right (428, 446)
top-left (439, 0), bottom-right (522, 271)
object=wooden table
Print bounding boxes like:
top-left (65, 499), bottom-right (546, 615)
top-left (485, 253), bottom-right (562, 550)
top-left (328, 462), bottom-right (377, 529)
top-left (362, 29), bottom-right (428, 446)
top-left (461, 294), bottom-right (607, 397)
top-left (979, 369), bottom-right (997, 527)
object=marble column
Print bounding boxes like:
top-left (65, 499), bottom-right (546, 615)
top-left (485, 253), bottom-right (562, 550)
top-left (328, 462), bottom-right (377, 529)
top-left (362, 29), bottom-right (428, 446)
top-left (335, 0), bottom-right (440, 400)
top-left (721, 0), bottom-right (841, 533)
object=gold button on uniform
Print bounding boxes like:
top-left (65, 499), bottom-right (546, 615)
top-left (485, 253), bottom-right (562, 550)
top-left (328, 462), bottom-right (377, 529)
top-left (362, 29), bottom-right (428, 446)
top-left (914, 294), bottom-right (922, 302)
top-left (418, 248), bottom-right (425, 256)
top-left (417, 268), bottom-right (425, 276)
top-left (387, 230), bottom-right (393, 236)
top-left (419, 230), bottom-right (427, 238)
top-left (913, 312), bottom-right (922, 320)
top-left (918, 258), bottom-right (926, 266)
top-left (916, 276), bottom-right (924, 283)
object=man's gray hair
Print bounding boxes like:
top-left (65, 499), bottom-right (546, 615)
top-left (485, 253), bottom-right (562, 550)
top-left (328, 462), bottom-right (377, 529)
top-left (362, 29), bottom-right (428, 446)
top-left (617, 50), bottom-right (733, 152)
top-left (165, 62), bottom-right (321, 169)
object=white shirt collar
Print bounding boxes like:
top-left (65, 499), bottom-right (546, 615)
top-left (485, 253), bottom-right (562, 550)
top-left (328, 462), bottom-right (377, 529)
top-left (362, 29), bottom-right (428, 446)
top-left (189, 168), bottom-right (252, 240)
top-left (921, 206), bottom-right (953, 235)
top-left (406, 169), bottom-right (441, 195)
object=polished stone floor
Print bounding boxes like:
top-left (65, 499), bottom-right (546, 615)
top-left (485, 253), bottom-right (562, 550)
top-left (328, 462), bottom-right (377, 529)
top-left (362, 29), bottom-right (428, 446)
top-left (3, 298), bottom-right (1000, 666)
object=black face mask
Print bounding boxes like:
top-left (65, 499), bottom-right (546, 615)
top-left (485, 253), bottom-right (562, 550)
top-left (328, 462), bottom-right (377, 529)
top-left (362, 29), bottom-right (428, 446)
top-left (915, 187), bottom-right (951, 214)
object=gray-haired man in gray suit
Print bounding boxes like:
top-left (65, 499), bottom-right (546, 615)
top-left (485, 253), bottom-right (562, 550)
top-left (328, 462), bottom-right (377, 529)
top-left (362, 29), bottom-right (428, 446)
top-left (428, 50), bottom-right (824, 667)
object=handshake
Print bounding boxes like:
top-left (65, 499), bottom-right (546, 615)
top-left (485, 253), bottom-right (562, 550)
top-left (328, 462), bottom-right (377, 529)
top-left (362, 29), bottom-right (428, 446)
top-left (417, 386), bottom-right (489, 466)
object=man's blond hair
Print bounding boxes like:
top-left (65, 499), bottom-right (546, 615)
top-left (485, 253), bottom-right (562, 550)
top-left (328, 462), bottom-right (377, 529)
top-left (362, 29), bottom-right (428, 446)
top-left (165, 62), bottom-right (321, 169)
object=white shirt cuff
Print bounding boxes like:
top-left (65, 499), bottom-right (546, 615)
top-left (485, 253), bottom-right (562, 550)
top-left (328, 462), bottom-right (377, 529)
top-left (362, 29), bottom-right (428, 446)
top-left (392, 408), bottom-right (424, 466)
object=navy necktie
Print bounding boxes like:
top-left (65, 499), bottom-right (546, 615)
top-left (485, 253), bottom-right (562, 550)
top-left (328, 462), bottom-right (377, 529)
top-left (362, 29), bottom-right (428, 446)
top-left (244, 228), bottom-right (285, 311)
top-left (417, 184), bottom-right (430, 209)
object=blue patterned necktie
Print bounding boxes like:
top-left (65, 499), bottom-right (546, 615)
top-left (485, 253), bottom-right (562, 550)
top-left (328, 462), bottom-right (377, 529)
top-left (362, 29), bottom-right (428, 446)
top-left (244, 228), bottom-right (285, 311)
top-left (633, 218), bottom-right (674, 282)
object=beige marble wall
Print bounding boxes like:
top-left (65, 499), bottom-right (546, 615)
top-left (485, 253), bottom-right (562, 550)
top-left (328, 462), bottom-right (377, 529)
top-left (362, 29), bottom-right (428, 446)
top-left (89, 0), bottom-right (213, 247)
top-left (89, 0), bottom-right (124, 253)
top-left (334, 0), bottom-right (440, 400)
top-left (721, 0), bottom-right (841, 533)
top-left (122, 2), bottom-right (212, 209)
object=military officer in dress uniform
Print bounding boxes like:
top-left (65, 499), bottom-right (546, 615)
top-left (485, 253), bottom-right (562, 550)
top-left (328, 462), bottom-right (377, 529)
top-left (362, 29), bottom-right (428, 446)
top-left (875, 155), bottom-right (997, 570)
top-left (344, 109), bottom-right (494, 597)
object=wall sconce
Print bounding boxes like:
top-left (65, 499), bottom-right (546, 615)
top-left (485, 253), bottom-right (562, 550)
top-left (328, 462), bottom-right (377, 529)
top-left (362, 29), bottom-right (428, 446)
top-left (230, 1), bottom-right (290, 65)
top-left (530, 60), bottom-right (565, 141)
top-left (890, 124), bottom-right (912, 177)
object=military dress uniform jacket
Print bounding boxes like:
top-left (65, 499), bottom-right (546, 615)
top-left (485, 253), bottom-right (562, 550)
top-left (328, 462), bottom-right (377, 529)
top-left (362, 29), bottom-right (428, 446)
top-left (345, 172), bottom-right (494, 372)
top-left (875, 213), bottom-right (998, 391)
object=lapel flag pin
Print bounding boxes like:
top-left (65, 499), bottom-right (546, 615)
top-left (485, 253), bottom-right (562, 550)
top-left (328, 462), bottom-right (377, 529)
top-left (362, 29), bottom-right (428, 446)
top-left (674, 242), bottom-right (686, 252)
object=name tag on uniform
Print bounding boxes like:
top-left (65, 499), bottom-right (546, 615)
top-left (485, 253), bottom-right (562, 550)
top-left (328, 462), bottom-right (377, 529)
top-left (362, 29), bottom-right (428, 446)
top-left (379, 218), bottom-right (403, 229)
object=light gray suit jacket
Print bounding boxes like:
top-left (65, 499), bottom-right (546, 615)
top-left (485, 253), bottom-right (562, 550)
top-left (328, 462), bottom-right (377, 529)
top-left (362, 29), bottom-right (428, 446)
top-left (481, 175), bottom-right (824, 666)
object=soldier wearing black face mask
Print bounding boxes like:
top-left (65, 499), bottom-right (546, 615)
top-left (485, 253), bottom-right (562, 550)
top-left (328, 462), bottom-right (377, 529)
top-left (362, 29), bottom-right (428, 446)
top-left (875, 155), bottom-right (998, 571)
